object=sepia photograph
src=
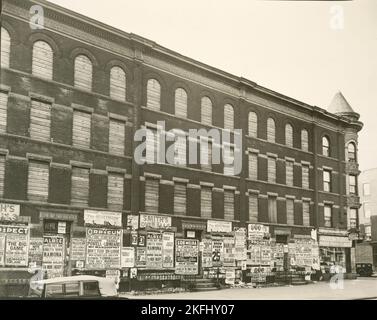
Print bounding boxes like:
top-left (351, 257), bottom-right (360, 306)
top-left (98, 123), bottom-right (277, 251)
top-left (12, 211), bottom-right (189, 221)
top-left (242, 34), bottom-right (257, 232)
top-left (0, 0), bottom-right (376, 311)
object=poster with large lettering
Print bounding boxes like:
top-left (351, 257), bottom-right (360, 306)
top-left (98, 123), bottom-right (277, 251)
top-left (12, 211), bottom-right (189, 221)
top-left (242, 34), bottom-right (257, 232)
top-left (42, 236), bottom-right (65, 279)
top-left (28, 237), bottom-right (44, 267)
top-left (248, 224), bottom-right (269, 240)
top-left (223, 237), bottom-right (236, 267)
top-left (140, 214), bottom-right (172, 229)
top-left (247, 241), bottom-right (261, 265)
top-left (202, 238), bottom-right (212, 268)
top-left (294, 239), bottom-right (313, 267)
top-left (162, 232), bottom-right (174, 268)
top-left (86, 228), bottom-right (122, 269)
top-left (146, 232), bottom-right (163, 269)
top-left (136, 247), bottom-right (147, 267)
top-left (0, 225), bottom-right (29, 267)
top-left (260, 244), bottom-right (272, 265)
top-left (175, 239), bottom-right (199, 275)
top-left (234, 227), bottom-right (247, 261)
top-left (212, 238), bottom-right (224, 267)
top-left (0, 203), bottom-right (20, 222)
top-left (0, 234), bottom-right (5, 266)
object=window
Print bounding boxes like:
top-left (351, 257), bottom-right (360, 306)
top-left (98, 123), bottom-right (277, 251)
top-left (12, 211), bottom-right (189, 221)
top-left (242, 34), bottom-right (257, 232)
top-left (64, 282), bottom-right (80, 297)
top-left (147, 79), bottom-right (161, 110)
top-left (72, 110), bottom-right (91, 148)
top-left (248, 153), bottom-right (258, 180)
top-left (323, 170), bottom-right (331, 192)
top-left (224, 190), bottom-right (234, 221)
top-left (110, 66), bottom-right (126, 101)
top-left (324, 205), bottom-right (332, 228)
top-left (286, 199), bottom-right (294, 225)
top-left (224, 104), bottom-right (234, 131)
top-left (174, 134), bottom-right (186, 166)
top-left (71, 167), bottom-right (90, 207)
top-left (302, 165), bottom-right (309, 189)
top-left (109, 119), bottom-right (125, 156)
top-left (303, 201), bottom-right (310, 226)
top-left (347, 142), bottom-right (356, 162)
top-left (363, 183), bottom-right (370, 196)
top-left (322, 136), bottom-right (330, 157)
top-left (108, 173), bottom-right (124, 210)
top-left (248, 193), bottom-right (258, 222)
top-left (200, 139), bottom-right (212, 172)
top-left (285, 124), bottom-right (293, 147)
top-left (30, 100), bottom-right (51, 141)
top-left (45, 284), bottom-right (64, 298)
top-left (201, 186), bottom-right (212, 219)
top-left (268, 196), bottom-right (277, 223)
top-left (82, 281), bottom-right (101, 297)
top-left (74, 55), bottom-right (93, 91)
top-left (175, 88), bottom-right (187, 118)
top-left (201, 97), bottom-right (212, 125)
top-left (248, 112), bottom-right (258, 138)
top-left (27, 160), bottom-right (49, 202)
top-left (174, 182), bottom-right (187, 216)
top-left (145, 127), bottom-right (158, 164)
top-left (223, 145), bottom-right (234, 176)
top-left (145, 177), bottom-right (159, 213)
top-left (0, 92), bottom-right (8, 134)
top-left (267, 118), bottom-right (276, 143)
top-left (349, 175), bottom-right (357, 194)
top-left (364, 203), bottom-right (371, 219)
top-left (285, 160), bottom-right (293, 186)
top-left (0, 155), bottom-right (4, 197)
top-left (349, 209), bottom-right (357, 229)
top-left (1, 27), bottom-right (10, 68)
top-left (301, 129), bottom-right (309, 151)
top-left (267, 156), bottom-right (276, 183)
top-left (32, 41), bottom-right (53, 80)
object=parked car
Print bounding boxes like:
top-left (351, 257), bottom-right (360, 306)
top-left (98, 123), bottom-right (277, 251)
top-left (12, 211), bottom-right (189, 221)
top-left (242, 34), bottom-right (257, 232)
top-left (356, 263), bottom-right (374, 277)
top-left (28, 275), bottom-right (120, 299)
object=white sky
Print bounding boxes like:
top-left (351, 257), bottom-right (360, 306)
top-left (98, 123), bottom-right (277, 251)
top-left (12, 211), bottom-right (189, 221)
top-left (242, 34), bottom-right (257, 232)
top-left (48, 0), bottom-right (377, 171)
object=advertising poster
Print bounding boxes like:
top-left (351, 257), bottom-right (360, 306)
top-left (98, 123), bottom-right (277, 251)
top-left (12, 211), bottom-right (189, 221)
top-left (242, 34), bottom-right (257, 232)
top-left (140, 214), bottom-right (172, 229)
top-left (42, 235), bottom-right (65, 278)
top-left (138, 234), bottom-right (146, 246)
top-left (247, 241), bottom-right (261, 265)
top-left (131, 231), bottom-right (138, 246)
top-left (136, 247), bottom-right (147, 267)
top-left (0, 203), bottom-right (20, 222)
top-left (71, 238), bottom-right (86, 264)
top-left (223, 237), bottom-right (236, 267)
top-left (294, 240), bottom-right (314, 267)
top-left (271, 242), bottom-right (284, 267)
top-left (312, 243), bottom-right (320, 270)
top-left (211, 238), bottom-right (224, 267)
top-left (234, 227), bottom-right (247, 261)
top-left (0, 234), bottom-right (5, 266)
top-left (121, 247), bottom-right (135, 268)
top-left (207, 220), bottom-right (232, 233)
top-left (0, 225), bottom-right (29, 267)
top-left (162, 232), bottom-right (175, 268)
top-left (175, 239), bottom-right (199, 275)
top-left (202, 238), bottom-right (213, 268)
top-left (248, 224), bottom-right (269, 240)
top-left (28, 237), bottom-right (44, 267)
top-left (84, 210), bottom-right (122, 227)
top-left (225, 269), bottom-right (236, 285)
top-left (127, 215), bottom-right (139, 230)
top-left (86, 228), bottom-right (122, 269)
top-left (260, 245), bottom-right (272, 265)
top-left (146, 232), bottom-right (163, 269)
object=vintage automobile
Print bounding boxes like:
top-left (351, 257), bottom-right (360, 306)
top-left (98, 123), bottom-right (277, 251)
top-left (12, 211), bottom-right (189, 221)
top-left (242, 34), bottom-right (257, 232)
top-left (356, 263), bottom-right (374, 277)
top-left (28, 275), bottom-right (120, 299)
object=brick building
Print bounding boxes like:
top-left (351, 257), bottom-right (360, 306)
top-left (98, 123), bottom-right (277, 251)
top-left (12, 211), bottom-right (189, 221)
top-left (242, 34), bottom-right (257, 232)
top-left (0, 0), bottom-right (363, 284)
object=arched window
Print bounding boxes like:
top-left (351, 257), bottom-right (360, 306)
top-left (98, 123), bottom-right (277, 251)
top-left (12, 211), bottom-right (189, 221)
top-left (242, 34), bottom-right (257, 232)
top-left (74, 55), bottom-right (93, 91)
top-left (110, 66), bottom-right (126, 101)
top-left (285, 124), bottom-right (293, 147)
top-left (175, 88), bottom-right (187, 118)
top-left (322, 136), bottom-right (330, 157)
top-left (267, 117), bottom-right (276, 143)
top-left (32, 41), bottom-right (53, 80)
top-left (147, 79), bottom-right (161, 110)
top-left (1, 27), bottom-right (11, 68)
top-left (248, 112), bottom-right (258, 138)
top-left (348, 142), bottom-right (356, 162)
top-left (201, 96), bottom-right (212, 125)
top-left (224, 104), bottom-right (234, 131)
top-left (301, 129), bottom-right (309, 151)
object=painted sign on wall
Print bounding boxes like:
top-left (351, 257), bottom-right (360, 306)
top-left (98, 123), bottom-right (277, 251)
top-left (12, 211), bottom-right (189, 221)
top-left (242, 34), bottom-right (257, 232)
top-left (175, 239), bottom-right (199, 275)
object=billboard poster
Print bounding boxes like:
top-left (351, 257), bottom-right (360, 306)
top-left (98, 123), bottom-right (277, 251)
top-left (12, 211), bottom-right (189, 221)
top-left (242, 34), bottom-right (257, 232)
top-left (138, 234), bottom-right (146, 246)
top-left (86, 228), bottom-right (122, 269)
top-left (0, 203), bottom-right (20, 222)
top-left (121, 247), bottom-right (135, 268)
top-left (260, 245), bottom-right (272, 265)
top-left (84, 210), bottom-right (122, 227)
top-left (271, 242), bottom-right (284, 267)
top-left (127, 215), bottom-right (139, 230)
top-left (71, 238), bottom-right (86, 263)
top-left (131, 231), bottom-right (138, 246)
top-left (146, 232), bottom-right (163, 269)
top-left (202, 238), bottom-right (213, 268)
top-left (248, 224), bottom-right (269, 240)
top-left (234, 227), bottom-right (247, 261)
top-left (0, 234), bottom-right (5, 266)
top-left (162, 232), bottom-right (175, 268)
top-left (212, 238), bottom-right (224, 267)
top-left (28, 237), bottom-right (44, 267)
top-left (223, 237), bottom-right (236, 267)
top-left (42, 235), bottom-right (65, 279)
top-left (136, 247), bottom-right (147, 267)
top-left (207, 220), bottom-right (232, 233)
top-left (175, 239), bottom-right (199, 275)
top-left (225, 269), bottom-right (236, 285)
top-left (0, 225), bottom-right (29, 267)
top-left (140, 214), bottom-right (172, 229)
top-left (294, 239), bottom-right (313, 267)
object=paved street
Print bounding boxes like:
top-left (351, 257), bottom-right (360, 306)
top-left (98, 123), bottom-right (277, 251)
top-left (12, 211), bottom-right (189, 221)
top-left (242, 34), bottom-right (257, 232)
top-left (121, 277), bottom-right (377, 300)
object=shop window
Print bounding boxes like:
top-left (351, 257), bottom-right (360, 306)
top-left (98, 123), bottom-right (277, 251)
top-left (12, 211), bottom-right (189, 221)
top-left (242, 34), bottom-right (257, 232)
top-left (27, 160), bottom-right (49, 202)
top-left (1, 27), bottom-right (11, 68)
top-left (224, 190), bottom-right (235, 221)
top-left (248, 152), bottom-right (258, 180)
top-left (302, 164), bottom-right (309, 189)
top-left (147, 79), bottom-right (161, 110)
top-left (285, 160), bottom-right (293, 186)
top-left (71, 167), bottom-right (90, 207)
top-left (175, 88), bottom-right (187, 118)
top-left (108, 173), bottom-right (124, 210)
top-left (349, 175), bottom-right (357, 194)
top-left (30, 100), bottom-right (51, 142)
top-left (145, 177), bottom-right (159, 213)
top-left (174, 134), bottom-right (186, 166)
top-left (268, 196), bottom-right (277, 223)
top-left (285, 124), bottom-right (293, 147)
top-left (200, 138), bottom-right (212, 172)
top-left (322, 136), bottom-right (330, 157)
top-left (301, 129), bottom-right (309, 151)
top-left (74, 55), bottom-right (93, 91)
top-left (248, 193), bottom-right (258, 223)
top-left (201, 96), bottom-right (212, 125)
top-left (224, 104), bottom-right (234, 131)
top-left (0, 92), bottom-right (8, 134)
top-left (248, 112), bottom-right (257, 138)
top-left (324, 205), bottom-right (332, 228)
top-left (72, 110), bottom-right (91, 149)
top-left (286, 198), bottom-right (294, 226)
top-left (223, 145), bottom-right (235, 176)
top-left (0, 154), bottom-right (5, 197)
top-left (347, 142), bottom-right (356, 162)
top-left (267, 118), bottom-right (275, 143)
top-left (349, 208), bottom-right (357, 229)
top-left (200, 186), bottom-right (212, 219)
top-left (303, 201), bottom-right (310, 226)
top-left (110, 66), bottom-right (126, 101)
top-left (32, 41), bottom-right (53, 80)
top-left (323, 169), bottom-right (332, 192)
top-left (109, 119), bottom-right (125, 156)
top-left (267, 156), bottom-right (276, 183)
top-left (174, 182), bottom-right (187, 216)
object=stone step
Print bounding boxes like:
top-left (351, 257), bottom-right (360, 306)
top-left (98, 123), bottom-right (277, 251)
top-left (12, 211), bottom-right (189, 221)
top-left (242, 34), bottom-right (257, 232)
top-left (194, 287), bottom-right (220, 292)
